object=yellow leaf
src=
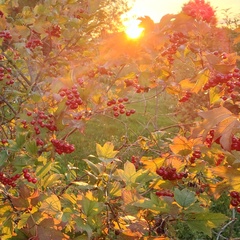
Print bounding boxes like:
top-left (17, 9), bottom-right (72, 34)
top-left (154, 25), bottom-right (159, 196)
top-left (179, 78), bottom-right (195, 90)
top-left (140, 156), bottom-right (165, 172)
top-left (37, 155), bottom-right (47, 164)
top-left (166, 83), bottom-right (180, 95)
top-left (209, 87), bottom-right (223, 105)
top-left (96, 142), bottom-right (119, 159)
top-left (85, 190), bottom-right (98, 201)
top-left (191, 68), bottom-right (209, 93)
top-left (40, 194), bottom-right (61, 217)
top-left (92, 93), bottom-right (102, 104)
top-left (211, 166), bottom-right (240, 191)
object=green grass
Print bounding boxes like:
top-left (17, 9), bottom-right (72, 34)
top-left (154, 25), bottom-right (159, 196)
top-left (63, 90), bottom-right (177, 171)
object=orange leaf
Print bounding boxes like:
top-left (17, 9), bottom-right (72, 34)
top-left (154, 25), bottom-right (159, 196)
top-left (194, 106), bottom-right (240, 150)
top-left (169, 136), bottom-right (200, 156)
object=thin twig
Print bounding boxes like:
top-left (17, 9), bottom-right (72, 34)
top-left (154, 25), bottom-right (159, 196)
top-left (216, 209), bottom-right (237, 240)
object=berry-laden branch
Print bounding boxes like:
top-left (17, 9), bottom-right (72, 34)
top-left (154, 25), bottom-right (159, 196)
top-left (2, 53), bottom-right (31, 86)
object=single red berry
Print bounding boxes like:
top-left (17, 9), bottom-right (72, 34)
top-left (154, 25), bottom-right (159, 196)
top-left (22, 168), bottom-right (29, 174)
top-left (31, 178), bottom-right (37, 184)
top-left (24, 173), bottom-right (31, 179)
top-left (130, 109), bottom-right (136, 114)
top-left (230, 199), bottom-right (239, 207)
top-left (230, 191), bottom-right (239, 198)
top-left (112, 106), bottom-right (118, 111)
top-left (119, 109), bottom-right (125, 114)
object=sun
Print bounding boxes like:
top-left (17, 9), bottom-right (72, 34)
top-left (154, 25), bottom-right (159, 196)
top-left (124, 19), bottom-right (144, 39)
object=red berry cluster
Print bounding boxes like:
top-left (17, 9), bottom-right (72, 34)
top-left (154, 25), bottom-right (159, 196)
top-left (74, 7), bottom-right (87, 19)
top-left (156, 166), bottom-right (188, 181)
top-left (59, 85), bottom-right (83, 110)
top-left (1, 139), bottom-right (8, 145)
top-left (131, 155), bottom-right (140, 169)
top-left (36, 138), bottom-right (45, 146)
top-left (161, 32), bottom-right (188, 64)
top-left (189, 149), bottom-right (202, 163)
top-left (107, 98), bottom-right (136, 117)
top-left (230, 191), bottom-right (240, 213)
top-left (23, 110), bottom-right (57, 135)
top-left (215, 153), bottom-right (225, 166)
top-left (124, 77), bottom-right (150, 93)
top-left (77, 77), bottom-right (85, 87)
top-left (0, 172), bottom-right (21, 187)
top-left (46, 25), bottom-right (61, 38)
top-left (0, 66), bottom-right (14, 85)
top-left (51, 139), bottom-right (75, 154)
top-left (97, 66), bottom-right (113, 76)
top-left (231, 136), bottom-right (240, 151)
top-left (205, 129), bottom-right (215, 147)
top-left (0, 30), bottom-right (12, 41)
top-left (135, 84), bottom-right (150, 93)
top-left (22, 168), bottom-right (37, 184)
top-left (156, 190), bottom-right (174, 197)
top-left (182, 0), bottom-right (216, 24)
top-left (179, 91), bottom-right (192, 102)
top-left (203, 68), bottom-right (240, 100)
top-left (205, 130), bottom-right (240, 151)
top-left (26, 39), bottom-right (43, 49)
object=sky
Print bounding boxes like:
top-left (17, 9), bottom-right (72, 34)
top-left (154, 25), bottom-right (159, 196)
top-left (126, 0), bottom-right (240, 23)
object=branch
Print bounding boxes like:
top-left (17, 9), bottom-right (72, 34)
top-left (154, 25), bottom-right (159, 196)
top-left (216, 209), bottom-right (237, 240)
top-left (0, 95), bottom-right (17, 115)
top-left (2, 53), bottom-right (31, 86)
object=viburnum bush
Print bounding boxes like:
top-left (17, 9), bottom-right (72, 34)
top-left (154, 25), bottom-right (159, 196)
top-left (0, 0), bottom-right (240, 239)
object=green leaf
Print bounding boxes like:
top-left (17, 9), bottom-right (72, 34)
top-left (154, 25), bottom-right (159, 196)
top-left (81, 198), bottom-right (104, 217)
top-left (84, 159), bottom-right (100, 175)
top-left (25, 140), bottom-right (38, 155)
top-left (36, 161), bottom-right (53, 179)
top-left (186, 212), bottom-right (228, 237)
top-left (30, 93), bottom-right (41, 102)
top-left (42, 173), bottom-right (61, 189)
top-left (108, 181), bottom-right (122, 197)
top-left (17, 213), bottom-right (31, 229)
top-left (16, 134), bottom-right (26, 148)
top-left (174, 188), bottom-right (196, 208)
top-left (75, 218), bottom-right (93, 239)
top-left (133, 193), bottom-right (168, 213)
top-left (0, 150), bottom-right (8, 167)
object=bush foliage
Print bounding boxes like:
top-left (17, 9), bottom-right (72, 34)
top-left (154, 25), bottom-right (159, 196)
top-left (0, 0), bottom-right (240, 239)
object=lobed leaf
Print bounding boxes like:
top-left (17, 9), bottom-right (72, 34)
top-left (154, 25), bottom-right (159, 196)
top-left (174, 188), bottom-right (196, 208)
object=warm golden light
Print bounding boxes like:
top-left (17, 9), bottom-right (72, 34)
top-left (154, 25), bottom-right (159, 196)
top-left (124, 19), bottom-right (144, 39)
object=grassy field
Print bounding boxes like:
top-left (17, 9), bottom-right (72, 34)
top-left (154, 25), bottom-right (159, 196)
top-left (63, 90), bottom-right (178, 170)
